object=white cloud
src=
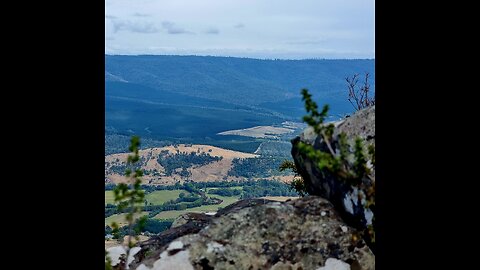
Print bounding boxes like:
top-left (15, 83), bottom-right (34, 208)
top-left (234, 23), bottom-right (245, 28)
top-left (112, 19), bottom-right (159, 33)
top-left (105, 0), bottom-right (375, 59)
top-left (162, 21), bottom-right (193, 34)
top-left (133, 13), bottom-right (150, 17)
top-left (205, 27), bottom-right (219, 34)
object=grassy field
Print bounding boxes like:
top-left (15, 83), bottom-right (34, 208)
top-left (145, 190), bottom-right (190, 205)
top-left (106, 188), bottom-right (242, 222)
top-left (105, 211), bottom-right (149, 226)
top-left (105, 189), bottom-right (190, 206)
top-left (153, 195), bottom-right (241, 220)
top-left (260, 196), bottom-right (299, 202)
top-left (209, 194), bottom-right (241, 207)
top-left (206, 186), bottom-right (243, 191)
top-left (105, 191), bottom-right (115, 205)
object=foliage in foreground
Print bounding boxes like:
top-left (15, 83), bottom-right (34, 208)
top-left (279, 160), bottom-right (307, 197)
top-left (106, 136), bottom-right (146, 270)
top-left (287, 89), bottom-right (375, 244)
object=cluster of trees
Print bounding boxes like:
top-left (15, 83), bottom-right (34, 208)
top-left (240, 179), bottom-right (299, 199)
top-left (105, 206), bottom-right (117, 218)
top-left (140, 183), bottom-right (183, 193)
top-left (184, 179), bottom-right (299, 198)
top-left (105, 218), bottom-right (173, 237)
top-left (142, 219), bottom-right (173, 234)
top-left (107, 164), bottom-right (127, 174)
top-left (105, 183), bottom-right (116, 191)
top-left (254, 141), bottom-right (293, 157)
top-left (208, 188), bottom-right (242, 197)
top-left (146, 196), bottom-right (210, 218)
top-left (157, 152), bottom-right (222, 176)
top-left (228, 157), bottom-right (292, 178)
top-left (184, 181), bottom-right (242, 189)
top-left (106, 182), bottom-right (183, 194)
top-left (182, 182), bottom-right (200, 194)
top-left (104, 134), bottom-right (172, 155)
top-left (106, 182), bottom-right (194, 193)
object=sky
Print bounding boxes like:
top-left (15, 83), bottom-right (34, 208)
top-left (105, 0), bottom-right (375, 59)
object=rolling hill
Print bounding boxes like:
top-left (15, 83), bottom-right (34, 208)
top-left (105, 55), bottom-right (374, 153)
top-left (106, 55), bottom-right (374, 106)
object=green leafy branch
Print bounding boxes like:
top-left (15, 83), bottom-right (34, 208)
top-left (279, 160), bottom-right (307, 197)
top-left (107, 136), bottom-right (147, 270)
top-left (297, 89), bottom-right (375, 243)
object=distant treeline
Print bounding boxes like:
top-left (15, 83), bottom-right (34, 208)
top-left (208, 188), bottom-right (242, 197)
top-left (106, 179), bottom-right (298, 203)
top-left (144, 195), bottom-right (221, 219)
top-left (105, 134), bottom-right (173, 155)
top-left (107, 180), bottom-right (297, 193)
top-left (240, 180), bottom-right (298, 199)
top-left (228, 157), bottom-right (293, 178)
top-left (105, 218), bottom-right (173, 238)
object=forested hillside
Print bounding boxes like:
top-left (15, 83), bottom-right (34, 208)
top-left (105, 55), bottom-right (374, 153)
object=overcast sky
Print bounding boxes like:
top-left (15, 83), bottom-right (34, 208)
top-left (105, 0), bottom-right (374, 59)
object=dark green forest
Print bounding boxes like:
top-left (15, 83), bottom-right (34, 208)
top-left (105, 55), bottom-right (374, 153)
top-left (157, 151), bottom-right (223, 176)
top-left (228, 157), bottom-right (291, 178)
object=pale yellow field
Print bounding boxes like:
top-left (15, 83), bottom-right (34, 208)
top-left (105, 235), bottom-right (150, 249)
top-left (105, 144), bottom-right (259, 185)
top-left (105, 144), bottom-right (257, 163)
top-left (156, 144), bottom-right (258, 159)
top-left (105, 212), bottom-right (149, 226)
top-left (260, 196), bottom-right (299, 202)
top-left (266, 175), bottom-right (295, 183)
top-left (217, 126), bottom-right (295, 139)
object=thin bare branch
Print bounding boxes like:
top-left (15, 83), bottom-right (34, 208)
top-left (346, 73), bottom-right (374, 111)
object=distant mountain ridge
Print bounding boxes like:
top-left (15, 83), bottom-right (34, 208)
top-left (106, 55), bottom-right (374, 106)
top-left (105, 55), bottom-right (374, 147)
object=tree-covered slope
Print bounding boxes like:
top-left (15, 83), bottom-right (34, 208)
top-left (105, 55), bottom-right (374, 107)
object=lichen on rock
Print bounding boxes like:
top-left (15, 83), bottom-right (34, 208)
top-left (131, 196), bottom-right (374, 270)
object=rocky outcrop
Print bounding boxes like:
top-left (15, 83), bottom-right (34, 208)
top-left (130, 199), bottom-right (272, 268)
top-left (171, 213), bottom-right (213, 228)
top-left (128, 196), bottom-right (374, 270)
top-left (291, 106), bottom-right (375, 252)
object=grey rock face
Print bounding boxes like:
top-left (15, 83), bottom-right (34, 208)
top-left (291, 106), bottom-right (375, 251)
top-left (171, 213), bottom-right (213, 228)
top-left (335, 106), bottom-right (375, 146)
top-left (131, 196), bottom-right (374, 270)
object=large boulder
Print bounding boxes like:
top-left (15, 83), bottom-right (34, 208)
top-left (130, 196), bottom-right (374, 270)
top-left (291, 106), bottom-right (375, 251)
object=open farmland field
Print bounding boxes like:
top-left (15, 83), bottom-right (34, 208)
top-left (218, 125), bottom-right (295, 139)
top-left (105, 211), bottom-right (149, 226)
top-left (260, 196), bottom-right (299, 202)
top-left (153, 194), bottom-right (241, 220)
top-left (145, 190), bottom-right (190, 205)
top-left (105, 144), bottom-right (260, 185)
top-left (106, 189), bottom-right (191, 206)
